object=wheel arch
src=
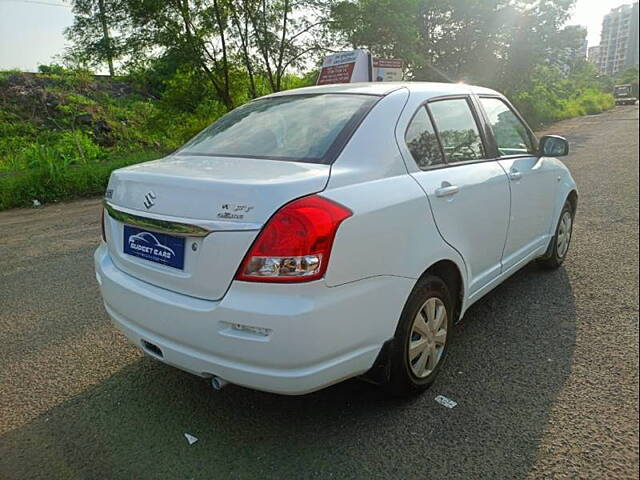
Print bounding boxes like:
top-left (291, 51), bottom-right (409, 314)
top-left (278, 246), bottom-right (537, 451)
top-left (361, 257), bottom-right (465, 386)
top-left (567, 189), bottom-right (578, 216)
top-left (419, 259), bottom-right (465, 323)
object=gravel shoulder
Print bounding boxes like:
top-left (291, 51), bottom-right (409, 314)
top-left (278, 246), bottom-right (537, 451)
top-left (0, 106), bottom-right (638, 479)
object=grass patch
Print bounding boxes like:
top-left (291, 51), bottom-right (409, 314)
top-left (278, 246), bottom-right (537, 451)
top-left (0, 71), bottom-right (223, 210)
top-left (0, 150), bottom-right (164, 210)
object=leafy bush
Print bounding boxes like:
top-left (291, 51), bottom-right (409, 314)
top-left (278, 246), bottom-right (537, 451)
top-left (38, 64), bottom-right (67, 75)
top-left (511, 66), bottom-right (615, 127)
top-left (54, 131), bottom-right (105, 164)
top-left (578, 89), bottom-right (614, 114)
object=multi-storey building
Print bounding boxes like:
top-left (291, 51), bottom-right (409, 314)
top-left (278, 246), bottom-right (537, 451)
top-left (578, 38), bottom-right (588, 59)
top-left (598, 2), bottom-right (639, 76)
top-left (588, 45), bottom-right (601, 66)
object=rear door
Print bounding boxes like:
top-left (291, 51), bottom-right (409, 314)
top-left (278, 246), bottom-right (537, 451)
top-left (405, 96), bottom-right (511, 296)
top-left (477, 96), bottom-right (557, 271)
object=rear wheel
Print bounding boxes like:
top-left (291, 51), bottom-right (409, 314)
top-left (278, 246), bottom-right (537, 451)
top-left (538, 201), bottom-right (574, 269)
top-left (384, 275), bottom-right (453, 396)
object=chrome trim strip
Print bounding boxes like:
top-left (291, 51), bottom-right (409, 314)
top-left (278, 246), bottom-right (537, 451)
top-left (104, 201), bottom-right (263, 235)
top-left (104, 201), bottom-right (212, 237)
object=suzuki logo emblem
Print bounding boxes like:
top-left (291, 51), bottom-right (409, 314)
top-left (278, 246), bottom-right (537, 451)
top-left (143, 191), bottom-right (156, 209)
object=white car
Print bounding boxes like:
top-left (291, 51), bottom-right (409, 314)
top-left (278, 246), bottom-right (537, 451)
top-left (95, 82), bottom-right (577, 396)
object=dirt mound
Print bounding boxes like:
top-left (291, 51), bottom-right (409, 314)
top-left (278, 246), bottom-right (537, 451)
top-left (0, 72), bottom-right (151, 146)
top-left (0, 72), bottom-right (144, 100)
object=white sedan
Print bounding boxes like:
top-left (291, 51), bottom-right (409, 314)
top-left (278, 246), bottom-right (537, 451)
top-left (95, 82), bottom-right (577, 396)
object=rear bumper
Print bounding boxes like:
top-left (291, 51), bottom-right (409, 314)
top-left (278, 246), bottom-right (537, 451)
top-left (94, 244), bottom-right (413, 395)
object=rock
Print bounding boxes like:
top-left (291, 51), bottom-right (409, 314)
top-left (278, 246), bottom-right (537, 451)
top-left (76, 113), bottom-right (93, 125)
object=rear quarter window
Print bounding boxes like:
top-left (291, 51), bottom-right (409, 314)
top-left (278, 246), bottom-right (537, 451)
top-left (405, 107), bottom-right (445, 169)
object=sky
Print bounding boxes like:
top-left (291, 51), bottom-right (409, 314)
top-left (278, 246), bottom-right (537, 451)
top-left (0, 0), bottom-right (636, 72)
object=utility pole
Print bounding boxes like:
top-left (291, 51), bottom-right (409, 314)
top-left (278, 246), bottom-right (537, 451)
top-left (97, 0), bottom-right (115, 76)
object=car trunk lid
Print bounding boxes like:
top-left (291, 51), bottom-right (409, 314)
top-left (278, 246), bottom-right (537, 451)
top-left (103, 154), bottom-right (330, 300)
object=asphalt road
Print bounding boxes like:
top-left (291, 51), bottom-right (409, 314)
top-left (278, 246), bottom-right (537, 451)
top-left (0, 105), bottom-right (638, 479)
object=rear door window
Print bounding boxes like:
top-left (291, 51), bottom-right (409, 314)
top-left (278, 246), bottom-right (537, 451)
top-left (179, 94), bottom-right (379, 164)
top-left (428, 98), bottom-right (485, 162)
top-left (405, 107), bottom-right (445, 169)
top-left (479, 97), bottom-right (534, 156)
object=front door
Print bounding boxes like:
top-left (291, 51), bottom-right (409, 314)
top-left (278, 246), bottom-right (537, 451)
top-left (477, 96), bottom-right (557, 271)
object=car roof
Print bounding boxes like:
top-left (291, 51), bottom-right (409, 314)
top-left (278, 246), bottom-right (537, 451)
top-left (264, 82), bottom-right (501, 99)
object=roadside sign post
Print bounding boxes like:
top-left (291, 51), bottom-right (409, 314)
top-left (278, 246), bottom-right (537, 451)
top-left (373, 58), bottom-right (403, 82)
top-left (317, 50), bottom-right (403, 85)
top-left (316, 50), bottom-right (372, 85)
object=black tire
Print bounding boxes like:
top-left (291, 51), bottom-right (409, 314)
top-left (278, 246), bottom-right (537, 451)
top-left (384, 275), bottom-right (454, 397)
top-left (538, 201), bottom-right (574, 269)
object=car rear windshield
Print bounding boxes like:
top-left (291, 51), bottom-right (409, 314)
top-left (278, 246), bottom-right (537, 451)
top-left (178, 93), bottom-right (379, 164)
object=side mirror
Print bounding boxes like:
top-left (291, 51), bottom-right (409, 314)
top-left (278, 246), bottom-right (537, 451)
top-left (539, 135), bottom-right (569, 157)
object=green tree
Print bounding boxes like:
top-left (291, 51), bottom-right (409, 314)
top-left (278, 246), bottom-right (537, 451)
top-left (66, 0), bottom-right (330, 107)
top-left (616, 66), bottom-right (639, 97)
top-left (231, 0), bottom-right (331, 95)
top-left (118, 0), bottom-right (236, 109)
top-left (329, 0), bottom-right (579, 88)
top-left (65, 0), bottom-right (128, 75)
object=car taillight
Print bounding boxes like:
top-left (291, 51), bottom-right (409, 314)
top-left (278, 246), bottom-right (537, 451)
top-left (101, 209), bottom-right (107, 242)
top-left (235, 195), bottom-right (352, 283)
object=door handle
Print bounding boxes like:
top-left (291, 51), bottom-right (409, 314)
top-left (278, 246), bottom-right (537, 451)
top-left (435, 183), bottom-right (459, 198)
top-left (509, 169), bottom-right (522, 181)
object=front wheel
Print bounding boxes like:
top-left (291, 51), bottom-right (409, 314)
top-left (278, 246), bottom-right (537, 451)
top-left (538, 201), bottom-right (574, 269)
top-left (384, 275), bottom-right (453, 397)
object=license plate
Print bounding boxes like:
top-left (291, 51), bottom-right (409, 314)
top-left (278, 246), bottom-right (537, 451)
top-left (123, 225), bottom-right (185, 270)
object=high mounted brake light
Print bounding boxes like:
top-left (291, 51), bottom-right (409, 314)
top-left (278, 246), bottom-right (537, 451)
top-left (235, 195), bottom-right (352, 283)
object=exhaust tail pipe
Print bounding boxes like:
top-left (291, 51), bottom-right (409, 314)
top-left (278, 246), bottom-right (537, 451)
top-left (210, 376), bottom-right (229, 391)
